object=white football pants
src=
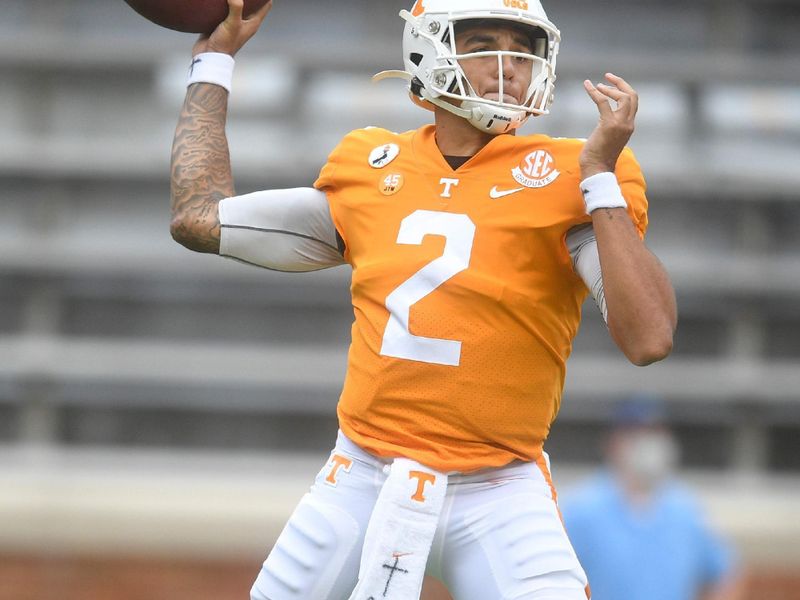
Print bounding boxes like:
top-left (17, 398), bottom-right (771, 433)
top-left (250, 431), bottom-right (588, 600)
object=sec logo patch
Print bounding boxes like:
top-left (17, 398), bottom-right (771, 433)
top-left (512, 150), bottom-right (560, 188)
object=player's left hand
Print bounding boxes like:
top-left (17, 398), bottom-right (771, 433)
top-left (579, 73), bottom-right (638, 179)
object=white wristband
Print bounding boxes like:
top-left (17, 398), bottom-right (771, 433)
top-left (187, 52), bottom-right (235, 93)
top-left (580, 172), bottom-right (628, 214)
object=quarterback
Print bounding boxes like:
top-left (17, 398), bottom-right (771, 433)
top-left (169, 0), bottom-right (677, 599)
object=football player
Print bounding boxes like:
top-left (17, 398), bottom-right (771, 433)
top-left (169, 0), bottom-right (677, 598)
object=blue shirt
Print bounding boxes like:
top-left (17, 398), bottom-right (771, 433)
top-left (561, 472), bottom-right (735, 600)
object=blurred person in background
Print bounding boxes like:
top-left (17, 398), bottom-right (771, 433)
top-left (561, 396), bottom-right (745, 600)
top-left (169, 0), bottom-right (677, 598)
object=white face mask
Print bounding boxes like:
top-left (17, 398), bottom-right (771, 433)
top-left (615, 430), bottom-right (679, 489)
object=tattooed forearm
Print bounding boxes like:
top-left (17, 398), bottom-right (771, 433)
top-left (170, 83), bottom-right (232, 253)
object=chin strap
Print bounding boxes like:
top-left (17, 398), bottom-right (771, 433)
top-left (373, 69), bottom-right (475, 120)
top-left (371, 69), bottom-right (412, 84)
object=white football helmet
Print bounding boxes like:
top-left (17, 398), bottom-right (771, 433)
top-left (378, 0), bottom-right (560, 135)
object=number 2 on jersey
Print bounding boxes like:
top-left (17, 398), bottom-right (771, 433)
top-left (380, 210), bottom-right (476, 366)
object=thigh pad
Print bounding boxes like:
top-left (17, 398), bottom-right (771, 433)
top-left (251, 494), bottom-right (361, 600)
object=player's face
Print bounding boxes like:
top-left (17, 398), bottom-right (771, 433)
top-left (455, 23), bottom-right (534, 106)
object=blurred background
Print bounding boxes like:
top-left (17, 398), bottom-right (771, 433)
top-left (1, 0), bottom-right (799, 598)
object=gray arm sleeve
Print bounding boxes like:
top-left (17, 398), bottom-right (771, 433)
top-left (566, 223), bottom-right (607, 323)
top-left (218, 188), bottom-right (345, 272)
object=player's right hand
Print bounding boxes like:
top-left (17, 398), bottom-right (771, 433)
top-left (192, 0), bottom-right (273, 57)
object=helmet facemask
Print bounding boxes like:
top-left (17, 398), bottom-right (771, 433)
top-left (398, 6), bottom-right (560, 135)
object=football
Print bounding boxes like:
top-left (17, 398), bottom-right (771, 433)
top-left (123, 0), bottom-right (271, 34)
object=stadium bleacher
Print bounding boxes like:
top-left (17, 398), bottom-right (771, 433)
top-left (1, 0), bottom-right (799, 595)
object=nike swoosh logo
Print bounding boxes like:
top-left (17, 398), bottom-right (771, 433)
top-left (489, 186), bottom-right (525, 199)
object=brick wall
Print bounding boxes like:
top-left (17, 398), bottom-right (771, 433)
top-left (0, 555), bottom-right (797, 600)
top-left (0, 555), bottom-right (257, 600)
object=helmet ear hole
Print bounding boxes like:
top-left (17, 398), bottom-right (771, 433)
top-left (410, 77), bottom-right (425, 97)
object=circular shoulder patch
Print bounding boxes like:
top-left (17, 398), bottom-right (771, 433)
top-left (379, 173), bottom-right (404, 195)
top-left (369, 143), bottom-right (400, 169)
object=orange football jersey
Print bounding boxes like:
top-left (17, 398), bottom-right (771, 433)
top-left (315, 125), bottom-right (648, 473)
